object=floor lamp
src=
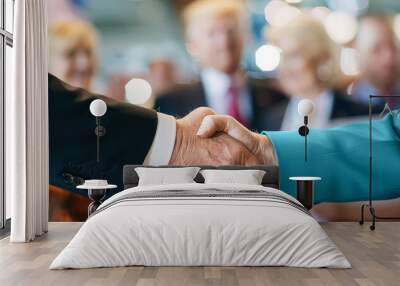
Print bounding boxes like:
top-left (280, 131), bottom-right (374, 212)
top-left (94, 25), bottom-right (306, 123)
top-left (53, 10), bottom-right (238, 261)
top-left (359, 95), bottom-right (400, 230)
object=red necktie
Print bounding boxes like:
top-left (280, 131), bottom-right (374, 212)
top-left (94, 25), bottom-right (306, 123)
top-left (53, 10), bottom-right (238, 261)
top-left (226, 82), bottom-right (247, 126)
top-left (387, 95), bottom-right (398, 109)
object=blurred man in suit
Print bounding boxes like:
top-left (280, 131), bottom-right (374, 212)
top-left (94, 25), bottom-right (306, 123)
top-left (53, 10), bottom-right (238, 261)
top-left (49, 74), bottom-right (260, 221)
top-left (352, 13), bottom-right (400, 109)
top-left (155, 0), bottom-right (286, 131)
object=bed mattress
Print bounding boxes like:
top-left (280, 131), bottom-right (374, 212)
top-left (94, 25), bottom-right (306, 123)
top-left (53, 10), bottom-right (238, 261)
top-left (50, 183), bottom-right (350, 269)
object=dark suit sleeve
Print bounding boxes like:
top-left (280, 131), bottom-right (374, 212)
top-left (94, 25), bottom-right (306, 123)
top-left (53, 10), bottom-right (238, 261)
top-left (154, 83), bottom-right (208, 118)
top-left (48, 74), bottom-right (158, 194)
top-left (331, 90), bottom-right (382, 119)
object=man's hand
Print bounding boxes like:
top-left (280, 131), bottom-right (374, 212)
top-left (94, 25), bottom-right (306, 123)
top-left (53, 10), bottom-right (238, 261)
top-left (169, 107), bottom-right (262, 165)
top-left (196, 114), bottom-right (277, 166)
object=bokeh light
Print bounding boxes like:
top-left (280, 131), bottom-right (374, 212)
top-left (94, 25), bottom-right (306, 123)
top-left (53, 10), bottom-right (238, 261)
top-left (265, 0), bottom-right (302, 27)
top-left (340, 48), bottom-right (360, 76)
top-left (324, 12), bottom-right (358, 44)
top-left (285, 0), bottom-right (303, 3)
top-left (394, 14), bottom-right (400, 41)
top-left (311, 6), bottom-right (331, 22)
top-left (125, 78), bottom-right (152, 105)
top-left (255, 44), bottom-right (281, 72)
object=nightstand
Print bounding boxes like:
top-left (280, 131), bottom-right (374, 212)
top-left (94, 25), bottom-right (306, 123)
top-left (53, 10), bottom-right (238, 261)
top-left (289, 177), bottom-right (321, 210)
top-left (77, 180), bottom-right (117, 216)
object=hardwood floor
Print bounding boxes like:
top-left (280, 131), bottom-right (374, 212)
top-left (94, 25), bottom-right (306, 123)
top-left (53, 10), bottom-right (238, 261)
top-left (0, 222), bottom-right (399, 286)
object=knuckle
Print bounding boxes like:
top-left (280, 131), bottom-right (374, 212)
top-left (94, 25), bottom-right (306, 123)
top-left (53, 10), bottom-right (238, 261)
top-left (196, 107), bottom-right (216, 116)
top-left (203, 115), bottom-right (213, 123)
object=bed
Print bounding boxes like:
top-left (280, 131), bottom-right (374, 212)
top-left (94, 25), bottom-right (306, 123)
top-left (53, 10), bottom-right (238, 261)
top-left (50, 165), bottom-right (350, 269)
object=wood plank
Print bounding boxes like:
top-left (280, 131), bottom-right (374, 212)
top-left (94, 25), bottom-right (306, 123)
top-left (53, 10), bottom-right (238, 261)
top-left (0, 222), bottom-right (399, 286)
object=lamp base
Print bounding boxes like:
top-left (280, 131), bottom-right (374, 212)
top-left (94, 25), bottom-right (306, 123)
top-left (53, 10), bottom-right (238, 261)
top-left (359, 204), bottom-right (376, 230)
top-left (359, 202), bottom-right (400, 231)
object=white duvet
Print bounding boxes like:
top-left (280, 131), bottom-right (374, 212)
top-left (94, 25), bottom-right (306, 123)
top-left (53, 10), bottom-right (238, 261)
top-left (50, 183), bottom-right (350, 269)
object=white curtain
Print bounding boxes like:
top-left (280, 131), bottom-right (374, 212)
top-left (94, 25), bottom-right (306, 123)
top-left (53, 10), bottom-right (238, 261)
top-left (7, 0), bottom-right (49, 242)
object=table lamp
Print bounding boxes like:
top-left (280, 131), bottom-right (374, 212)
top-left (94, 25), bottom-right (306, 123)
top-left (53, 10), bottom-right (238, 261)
top-left (297, 99), bottom-right (314, 162)
top-left (89, 99), bottom-right (107, 162)
top-left (289, 99), bottom-right (320, 211)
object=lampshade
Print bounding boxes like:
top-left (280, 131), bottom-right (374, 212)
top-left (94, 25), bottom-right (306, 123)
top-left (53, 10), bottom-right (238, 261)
top-left (298, 99), bottom-right (314, 116)
top-left (90, 99), bottom-right (107, 117)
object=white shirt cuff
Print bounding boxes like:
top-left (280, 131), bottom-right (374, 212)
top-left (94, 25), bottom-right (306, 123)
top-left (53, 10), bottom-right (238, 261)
top-left (143, 113), bottom-right (176, 165)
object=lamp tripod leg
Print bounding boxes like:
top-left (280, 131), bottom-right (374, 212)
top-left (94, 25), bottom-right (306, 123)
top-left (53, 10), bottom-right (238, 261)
top-left (370, 207), bottom-right (376, 231)
top-left (359, 204), bottom-right (366, 225)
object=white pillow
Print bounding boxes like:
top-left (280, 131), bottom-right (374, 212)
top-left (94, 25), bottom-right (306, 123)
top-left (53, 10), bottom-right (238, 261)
top-left (135, 167), bottom-right (200, 186)
top-left (200, 169), bottom-right (266, 185)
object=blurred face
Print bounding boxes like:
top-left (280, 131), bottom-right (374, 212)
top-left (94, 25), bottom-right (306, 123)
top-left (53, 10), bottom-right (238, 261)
top-left (187, 14), bottom-right (244, 74)
top-left (360, 22), bottom-right (398, 87)
top-left (148, 59), bottom-right (176, 94)
top-left (276, 38), bottom-right (321, 97)
top-left (149, 60), bottom-right (175, 83)
top-left (49, 39), bottom-right (96, 90)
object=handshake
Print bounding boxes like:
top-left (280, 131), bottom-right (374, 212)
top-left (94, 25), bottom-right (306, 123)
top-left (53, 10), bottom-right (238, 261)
top-left (170, 107), bottom-right (277, 166)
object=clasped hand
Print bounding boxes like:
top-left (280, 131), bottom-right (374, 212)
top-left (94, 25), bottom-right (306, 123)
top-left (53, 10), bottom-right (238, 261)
top-left (169, 107), bottom-right (276, 166)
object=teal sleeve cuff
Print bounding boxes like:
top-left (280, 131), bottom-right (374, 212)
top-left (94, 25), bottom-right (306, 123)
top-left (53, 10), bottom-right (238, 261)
top-left (261, 114), bottom-right (400, 203)
top-left (261, 130), bottom-right (309, 200)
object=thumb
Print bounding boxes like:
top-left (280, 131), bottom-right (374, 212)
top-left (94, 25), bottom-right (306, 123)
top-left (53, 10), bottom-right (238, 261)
top-left (196, 115), bottom-right (230, 138)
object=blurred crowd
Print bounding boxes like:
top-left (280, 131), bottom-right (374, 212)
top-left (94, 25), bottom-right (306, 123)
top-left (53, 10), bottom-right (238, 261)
top-left (48, 0), bottom-right (400, 132)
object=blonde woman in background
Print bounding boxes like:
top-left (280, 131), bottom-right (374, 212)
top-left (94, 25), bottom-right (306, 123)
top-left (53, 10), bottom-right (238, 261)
top-left (266, 14), bottom-right (370, 130)
top-left (48, 21), bottom-right (98, 91)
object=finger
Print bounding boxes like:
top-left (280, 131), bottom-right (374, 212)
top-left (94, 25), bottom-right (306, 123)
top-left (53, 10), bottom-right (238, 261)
top-left (183, 107), bottom-right (216, 127)
top-left (196, 115), bottom-right (230, 138)
top-left (197, 115), bottom-right (259, 154)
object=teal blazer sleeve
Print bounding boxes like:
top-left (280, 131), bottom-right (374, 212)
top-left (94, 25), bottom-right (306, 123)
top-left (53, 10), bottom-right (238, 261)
top-left (262, 113), bottom-right (400, 203)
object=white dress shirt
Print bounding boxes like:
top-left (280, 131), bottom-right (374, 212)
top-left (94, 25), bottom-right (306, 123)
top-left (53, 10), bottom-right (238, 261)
top-left (201, 68), bottom-right (253, 122)
top-left (143, 113), bottom-right (176, 165)
top-left (280, 90), bottom-right (334, 131)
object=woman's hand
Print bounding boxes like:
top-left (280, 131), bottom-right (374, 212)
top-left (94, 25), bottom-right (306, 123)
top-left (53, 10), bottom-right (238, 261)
top-left (196, 114), bottom-right (277, 166)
